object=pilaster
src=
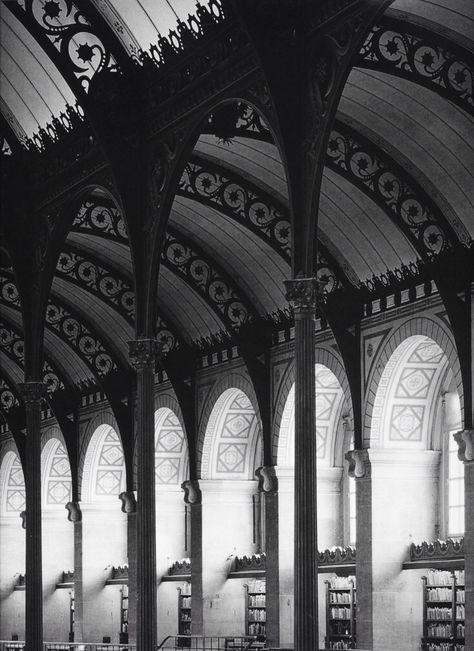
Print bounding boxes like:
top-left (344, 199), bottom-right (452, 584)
top-left (19, 381), bottom-right (45, 651)
top-left (119, 491), bottom-right (137, 644)
top-left (128, 339), bottom-right (159, 651)
top-left (284, 277), bottom-right (322, 649)
top-left (182, 480), bottom-right (203, 635)
top-left (65, 502), bottom-right (83, 643)
top-left (454, 429), bottom-right (474, 650)
top-left (256, 466), bottom-right (279, 647)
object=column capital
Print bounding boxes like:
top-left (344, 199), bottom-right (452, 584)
top-left (181, 479), bottom-right (201, 504)
top-left (19, 382), bottom-right (46, 409)
top-left (128, 339), bottom-right (160, 370)
top-left (284, 276), bottom-right (324, 314)
top-left (345, 448), bottom-right (370, 478)
top-left (119, 491), bottom-right (137, 513)
top-left (454, 429), bottom-right (474, 463)
top-left (255, 466), bottom-right (278, 493)
top-left (65, 501), bottom-right (82, 522)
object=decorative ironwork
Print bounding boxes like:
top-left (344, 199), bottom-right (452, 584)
top-left (0, 274), bottom-right (20, 307)
top-left (168, 559), bottom-right (191, 576)
top-left (285, 276), bottom-right (323, 311)
top-left (318, 546), bottom-right (356, 566)
top-left (9, 0), bottom-right (117, 93)
top-left (0, 324), bottom-right (64, 392)
top-left (62, 570), bottom-right (74, 583)
top-left (72, 199), bottom-right (128, 243)
top-left (1, 135), bottom-right (12, 156)
top-left (56, 248), bottom-right (134, 321)
top-left (112, 565), bottom-right (129, 581)
top-left (358, 18), bottom-right (474, 115)
top-left (0, 378), bottom-right (19, 411)
top-left (163, 229), bottom-right (252, 330)
top-left (134, 0), bottom-right (225, 68)
top-left (45, 300), bottom-right (116, 376)
top-left (326, 122), bottom-right (452, 256)
top-left (178, 157), bottom-right (291, 258)
top-left (234, 103), bottom-right (273, 142)
top-left (233, 553), bottom-right (266, 573)
top-left (316, 247), bottom-right (344, 294)
top-left (155, 315), bottom-right (179, 353)
top-left (410, 538), bottom-right (464, 562)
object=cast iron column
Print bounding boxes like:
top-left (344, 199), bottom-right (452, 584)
top-left (284, 277), bottom-right (321, 649)
top-left (19, 381), bottom-right (45, 651)
top-left (129, 339), bottom-right (159, 651)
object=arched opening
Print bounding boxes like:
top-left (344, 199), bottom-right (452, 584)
top-left (200, 388), bottom-right (263, 637)
top-left (154, 407), bottom-right (190, 637)
top-left (0, 448), bottom-right (25, 639)
top-left (41, 433), bottom-right (73, 642)
top-left (81, 424), bottom-right (127, 644)
top-left (277, 364), bottom-right (348, 646)
top-left (365, 334), bottom-right (462, 650)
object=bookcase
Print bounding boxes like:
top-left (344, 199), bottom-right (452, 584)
top-left (178, 583), bottom-right (191, 647)
top-left (325, 575), bottom-right (356, 650)
top-left (421, 569), bottom-right (465, 651)
top-left (119, 585), bottom-right (129, 644)
top-left (69, 591), bottom-right (75, 642)
top-left (246, 579), bottom-right (266, 638)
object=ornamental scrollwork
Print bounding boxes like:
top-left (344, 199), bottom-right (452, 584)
top-left (162, 231), bottom-right (250, 330)
top-left (316, 248), bottom-right (343, 294)
top-left (234, 103), bottom-right (273, 142)
top-left (410, 538), bottom-right (464, 562)
top-left (156, 316), bottom-right (179, 354)
top-left (359, 19), bottom-right (473, 115)
top-left (0, 325), bottom-right (64, 392)
top-left (0, 274), bottom-right (20, 307)
top-left (10, 0), bottom-right (117, 93)
top-left (179, 159), bottom-right (291, 258)
top-left (73, 200), bottom-right (128, 243)
top-left (45, 301), bottom-right (116, 375)
top-left (0, 379), bottom-right (19, 411)
top-left (56, 249), bottom-right (135, 321)
top-left (326, 123), bottom-right (449, 256)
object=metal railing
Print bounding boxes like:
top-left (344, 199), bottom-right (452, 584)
top-left (1, 639), bottom-right (264, 651)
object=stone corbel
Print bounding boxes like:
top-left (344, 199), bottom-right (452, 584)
top-left (20, 510), bottom-right (26, 529)
top-left (182, 479), bottom-right (201, 505)
top-left (65, 501), bottom-right (82, 522)
top-left (255, 466), bottom-right (278, 493)
top-left (119, 491), bottom-right (137, 513)
top-left (454, 429), bottom-right (474, 463)
top-left (345, 448), bottom-right (370, 478)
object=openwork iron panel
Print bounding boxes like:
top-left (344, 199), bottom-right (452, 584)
top-left (0, 378), bottom-right (19, 412)
top-left (326, 122), bottom-right (452, 257)
top-left (358, 18), bottom-right (474, 115)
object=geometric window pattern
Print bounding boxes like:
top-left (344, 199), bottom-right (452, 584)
top-left (154, 410), bottom-right (188, 485)
top-left (6, 454), bottom-right (25, 512)
top-left (215, 393), bottom-right (258, 476)
top-left (448, 431), bottom-right (464, 536)
top-left (47, 442), bottom-right (72, 504)
top-left (390, 405), bottom-right (424, 441)
top-left (277, 365), bottom-right (345, 467)
top-left (371, 336), bottom-right (448, 448)
top-left (202, 389), bottom-right (262, 480)
top-left (94, 429), bottom-right (124, 496)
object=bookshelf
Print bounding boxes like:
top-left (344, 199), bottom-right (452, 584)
top-left (119, 585), bottom-right (129, 644)
top-left (421, 569), bottom-right (465, 651)
top-left (325, 575), bottom-right (356, 650)
top-left (178, 583), bottom-right (191, 647)
top-left (246, 579), bottom-right (266, 638)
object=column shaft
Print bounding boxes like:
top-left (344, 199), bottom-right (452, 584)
top-left (129, 340), bottom-right (159, 651)
top-left (20, 382), bottom-right (45, 651)
top-left (285, 278), bottom-right (320, 650)
top-left (465, 461), bottom-right (474, 649)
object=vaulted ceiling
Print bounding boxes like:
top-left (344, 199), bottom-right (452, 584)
top-left (0, 0), bottom-right (473, 412)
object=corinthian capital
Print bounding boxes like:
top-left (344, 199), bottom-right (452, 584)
top-left (284, 276), bottom-right (323, 312)
top-left (128, 339), bottom-right (160, 370)
top-left (345, 449), bottom-right (370, 478)
top-left (454, 429), bottom-right (474, 463)
top-left (19, 382), bottom-right (46, 410)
